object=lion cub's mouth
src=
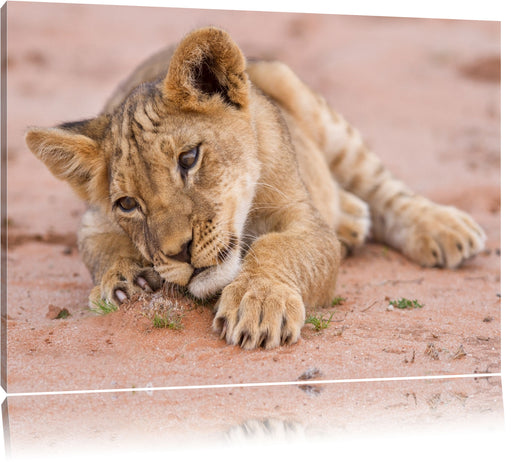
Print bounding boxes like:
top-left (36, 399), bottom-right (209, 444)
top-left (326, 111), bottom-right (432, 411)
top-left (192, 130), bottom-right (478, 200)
top-left (191, 266), bottom-right (210, 278)
top-left (154, 233), bottom-right (241, 298)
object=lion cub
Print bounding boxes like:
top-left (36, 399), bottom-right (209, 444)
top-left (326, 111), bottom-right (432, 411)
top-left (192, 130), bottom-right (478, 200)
top-left (26, 27), bottom-right (485, 349)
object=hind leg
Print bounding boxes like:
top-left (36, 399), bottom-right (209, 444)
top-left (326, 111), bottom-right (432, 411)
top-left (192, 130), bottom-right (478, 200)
top-left (248, 60), bottom-right (486, 268)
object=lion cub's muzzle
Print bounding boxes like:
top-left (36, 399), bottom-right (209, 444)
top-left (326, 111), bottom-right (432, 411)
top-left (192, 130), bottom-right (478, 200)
top-left (153, 232), bottom-right (240, 296)
top-left (165, 238), bottom-right (212, 278)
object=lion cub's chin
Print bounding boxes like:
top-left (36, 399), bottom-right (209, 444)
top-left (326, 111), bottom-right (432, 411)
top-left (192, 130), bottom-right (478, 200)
top-left (153, 261), bottom-right (194, 288)
top-left (187, 252), bottom-right (242, 300)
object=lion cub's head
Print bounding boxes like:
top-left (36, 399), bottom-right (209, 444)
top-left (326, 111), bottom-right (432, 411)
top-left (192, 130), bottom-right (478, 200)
top-left (26, 27), bottom-right (261, 299)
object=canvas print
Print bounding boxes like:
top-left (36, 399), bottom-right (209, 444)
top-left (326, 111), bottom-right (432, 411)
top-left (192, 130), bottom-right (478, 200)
top-left (1, 1), bottom-right (502, 457)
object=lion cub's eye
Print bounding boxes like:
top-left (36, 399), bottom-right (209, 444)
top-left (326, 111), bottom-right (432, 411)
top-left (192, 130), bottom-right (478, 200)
top-left (178, 146), bottom-right (200, 171)
top-left (116, 196), bottom-right (139, 212)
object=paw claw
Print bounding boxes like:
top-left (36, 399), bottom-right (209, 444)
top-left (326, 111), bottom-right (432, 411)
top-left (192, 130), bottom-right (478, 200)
top-left (115, 289), bottom-right (128, 303)
top-left (258, 332), bottom-right (269, 349)
top-left (220, 319), bottom-right (227, 340)
top-left (136, 276), bottom-right (151, 291)
top-left (239, 332), bottom-right (252, 349)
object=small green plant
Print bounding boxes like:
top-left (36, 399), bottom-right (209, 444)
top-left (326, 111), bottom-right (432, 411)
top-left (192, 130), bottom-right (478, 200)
top-left (305, 311), bottom-right (335, 331)
top-left (90, 299), bottom-right (118, 315)
top-left (331, 296), bottom-right (346, 306)
top-left (56, 308), bottom-right (71, 319)
top-left (152, 312), bottom-right (183, 330)
top-left (389, 298), bottom-right (424, 309)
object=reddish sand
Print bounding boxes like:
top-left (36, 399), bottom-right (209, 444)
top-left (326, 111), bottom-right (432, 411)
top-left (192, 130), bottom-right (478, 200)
top-left (3, 3), bottom-right (502, 459)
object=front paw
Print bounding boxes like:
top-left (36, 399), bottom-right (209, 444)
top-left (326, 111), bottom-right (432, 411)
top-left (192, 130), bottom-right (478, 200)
top-left (213, 277), bottom-right (305, 349)
top-left (89, 258), bottom-right (162, 309)
top-left (336, 189), bottom-right (371, 253)
top-left (401, 203), bottom-right (486, 268)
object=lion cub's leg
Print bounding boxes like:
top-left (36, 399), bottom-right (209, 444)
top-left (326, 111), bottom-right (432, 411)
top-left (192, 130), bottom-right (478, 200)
top-left (324, 116), bottom-right (486, 268)
top-left (248, 61), bottom-right (486, 268)
top-left (281, 111), bottom-right (370, 255)
top-left (212, 206), bottom-right (341, 349)
top-left (79, 208), bottom-right (162, 308)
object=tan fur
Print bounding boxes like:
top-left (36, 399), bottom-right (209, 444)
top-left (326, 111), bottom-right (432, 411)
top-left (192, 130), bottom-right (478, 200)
top-left (26, 27), bottom-right (485, 349)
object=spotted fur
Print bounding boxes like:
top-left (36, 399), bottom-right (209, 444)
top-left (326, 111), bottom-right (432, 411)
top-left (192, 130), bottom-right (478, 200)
top-left (26, 27), bottom-right (485, 349)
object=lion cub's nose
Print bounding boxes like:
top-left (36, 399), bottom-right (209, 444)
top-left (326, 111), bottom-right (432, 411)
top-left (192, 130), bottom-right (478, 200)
top-left (167, 239), bottom-right (192, 264)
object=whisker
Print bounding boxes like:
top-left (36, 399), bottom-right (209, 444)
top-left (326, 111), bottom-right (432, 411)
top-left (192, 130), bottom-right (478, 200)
top-left (254, 181), bottom-right (290, 200)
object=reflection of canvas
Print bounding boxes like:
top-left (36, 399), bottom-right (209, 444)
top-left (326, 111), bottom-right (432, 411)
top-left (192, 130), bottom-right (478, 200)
top-left (3, 377), bottom-right (504, 458)
top-left (2, 3), bottom-right (502, 455)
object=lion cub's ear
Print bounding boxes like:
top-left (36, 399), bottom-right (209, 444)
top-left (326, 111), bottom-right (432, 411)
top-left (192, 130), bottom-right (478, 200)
top-left (25, 117), bottom-right (109, 204)
top-left (163, 27), bottom-right (249, 112)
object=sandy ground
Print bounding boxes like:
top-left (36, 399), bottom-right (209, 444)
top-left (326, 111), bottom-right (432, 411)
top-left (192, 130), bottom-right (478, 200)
top-left (2, 2), bottom-right (502, 459)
